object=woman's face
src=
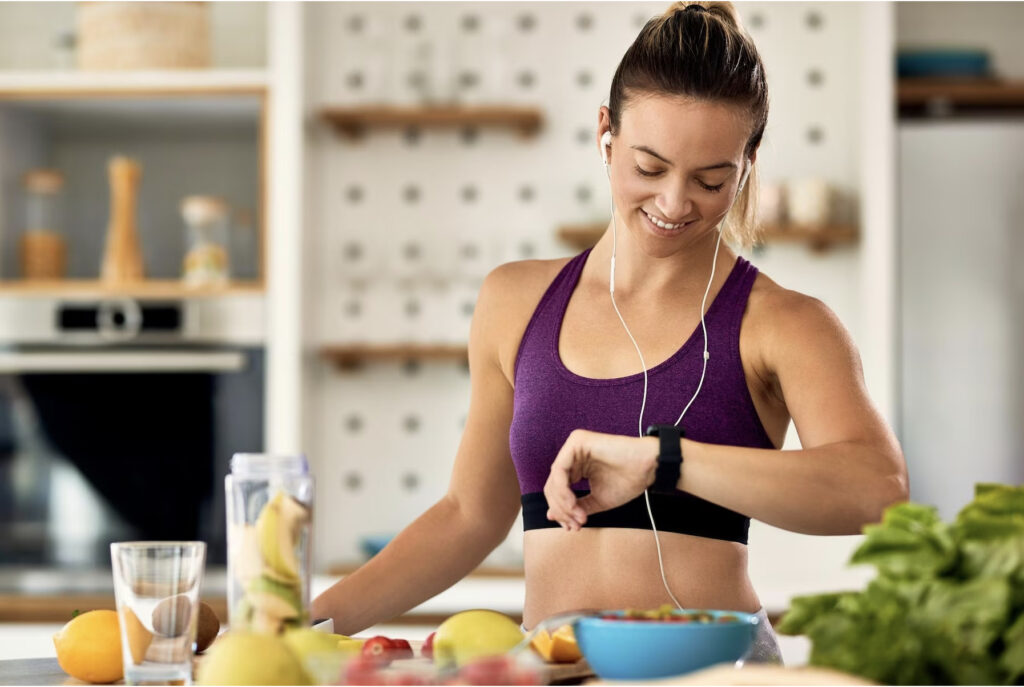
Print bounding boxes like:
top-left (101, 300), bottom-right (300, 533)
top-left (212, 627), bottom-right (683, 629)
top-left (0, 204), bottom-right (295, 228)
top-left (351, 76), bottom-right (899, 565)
top-left (601, 94), bottom-right (753, 254)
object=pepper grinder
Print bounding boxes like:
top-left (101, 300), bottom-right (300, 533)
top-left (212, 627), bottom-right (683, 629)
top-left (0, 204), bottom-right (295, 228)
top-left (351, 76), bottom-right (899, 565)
top-left (101, 156), bottom-right (145, 283)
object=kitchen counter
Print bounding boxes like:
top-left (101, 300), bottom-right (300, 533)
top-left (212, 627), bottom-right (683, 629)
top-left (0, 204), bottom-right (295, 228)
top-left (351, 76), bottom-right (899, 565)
top-left (0, 568), bottom-right (525, 624)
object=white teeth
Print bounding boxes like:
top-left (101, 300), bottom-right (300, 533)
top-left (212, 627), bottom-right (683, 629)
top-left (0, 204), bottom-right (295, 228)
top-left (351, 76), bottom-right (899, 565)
top-left (645, 211), bottom-right (686, 230)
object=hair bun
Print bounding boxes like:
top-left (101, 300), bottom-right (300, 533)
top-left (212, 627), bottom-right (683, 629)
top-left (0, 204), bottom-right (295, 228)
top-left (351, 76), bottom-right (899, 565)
top-left (665, 2), bottom-right (744, 32)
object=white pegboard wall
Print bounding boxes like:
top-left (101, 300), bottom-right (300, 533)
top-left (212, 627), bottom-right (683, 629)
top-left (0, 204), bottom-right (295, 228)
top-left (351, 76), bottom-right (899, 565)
top-left (304, 2), bottom-right (869, 570)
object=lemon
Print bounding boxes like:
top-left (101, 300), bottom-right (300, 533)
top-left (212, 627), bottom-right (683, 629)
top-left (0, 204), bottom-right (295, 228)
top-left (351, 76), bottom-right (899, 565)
top-left (52, 609), bottom-right (123, 684)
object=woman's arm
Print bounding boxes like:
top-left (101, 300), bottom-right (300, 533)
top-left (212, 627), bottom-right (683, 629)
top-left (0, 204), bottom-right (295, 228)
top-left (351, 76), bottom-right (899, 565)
top-left (544, 290), bottom-right (908, 536)
top-left (312, 266), bottom-right (524, 634)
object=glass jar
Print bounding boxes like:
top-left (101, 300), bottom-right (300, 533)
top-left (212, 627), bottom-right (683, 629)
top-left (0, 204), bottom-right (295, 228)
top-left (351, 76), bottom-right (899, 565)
top-left (181, 195), bottom-right (230, 287)
top-left (21, 169), bottom-right (67, 280)
top-left (225, 453), bottom-right (314, 634)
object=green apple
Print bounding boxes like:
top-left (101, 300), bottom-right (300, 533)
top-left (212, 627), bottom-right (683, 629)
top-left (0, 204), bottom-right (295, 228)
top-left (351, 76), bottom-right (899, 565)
top-left (247, 576), bottom-right (301, 620)
top-left (196, 631), bottom-right (309, 685)
top-left (432, 609), bottom-right (524, 670)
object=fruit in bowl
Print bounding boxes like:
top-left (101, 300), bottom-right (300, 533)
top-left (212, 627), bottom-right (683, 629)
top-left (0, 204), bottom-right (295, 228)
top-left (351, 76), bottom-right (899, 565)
top-left (574, 606), bottom-right (759, 680)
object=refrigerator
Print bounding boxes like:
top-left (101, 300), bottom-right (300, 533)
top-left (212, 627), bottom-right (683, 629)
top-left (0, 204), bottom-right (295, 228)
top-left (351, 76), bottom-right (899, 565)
top-left (899, 119), bottom-right (1024, 519)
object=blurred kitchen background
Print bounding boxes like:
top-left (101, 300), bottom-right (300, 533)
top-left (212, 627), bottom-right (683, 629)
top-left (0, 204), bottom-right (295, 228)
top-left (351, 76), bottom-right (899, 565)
top-left (0, 0), bottom-right (1022, 664)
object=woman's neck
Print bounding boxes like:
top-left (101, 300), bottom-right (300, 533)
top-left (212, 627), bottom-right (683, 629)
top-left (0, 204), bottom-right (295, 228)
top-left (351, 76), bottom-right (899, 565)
top-left (588, 221), bottom-right (737, 301)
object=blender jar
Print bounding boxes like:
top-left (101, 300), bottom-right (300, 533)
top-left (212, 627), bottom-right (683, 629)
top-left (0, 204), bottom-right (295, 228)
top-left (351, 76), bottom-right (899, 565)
top-left (225, 453), bottom-right (314, 633)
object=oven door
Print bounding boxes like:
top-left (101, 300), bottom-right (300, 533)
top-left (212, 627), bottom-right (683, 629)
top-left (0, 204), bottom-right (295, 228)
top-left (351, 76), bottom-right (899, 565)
top-left (0, 298), bottom-right (264, 568)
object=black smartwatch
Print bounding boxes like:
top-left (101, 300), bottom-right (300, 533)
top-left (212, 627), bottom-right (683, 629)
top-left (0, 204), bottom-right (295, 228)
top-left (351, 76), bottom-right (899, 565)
top-left (645, 424), bottom-right (684, 493)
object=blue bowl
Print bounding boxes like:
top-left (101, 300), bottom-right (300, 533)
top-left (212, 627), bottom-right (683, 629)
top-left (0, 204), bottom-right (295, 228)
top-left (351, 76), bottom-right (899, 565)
top-left (574, 609), bottom-right (759, 680)
top-left (358, 534), bottom-right (394, 559)
top-left (897, 49), bottom-right (990, 78)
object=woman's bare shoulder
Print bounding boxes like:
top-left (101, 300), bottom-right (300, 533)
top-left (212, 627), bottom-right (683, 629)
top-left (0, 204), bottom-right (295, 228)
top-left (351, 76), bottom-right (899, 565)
top-left (476, 256), bottom-right (575, 382)
top-left (745, 270), bottom-right (855, 363)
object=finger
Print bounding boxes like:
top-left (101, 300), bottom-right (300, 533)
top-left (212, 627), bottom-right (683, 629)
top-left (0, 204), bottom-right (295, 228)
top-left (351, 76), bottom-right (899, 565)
top-left (576, 494), bottom-right (603, 517)
top-left (545, 458), bottom-right (580, 515)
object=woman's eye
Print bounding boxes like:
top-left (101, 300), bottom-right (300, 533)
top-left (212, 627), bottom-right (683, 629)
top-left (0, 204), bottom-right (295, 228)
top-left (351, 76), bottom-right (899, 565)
top-left (634, 165), bottom-right (662, 178)
top-left (698, 180), bottom-right (725, 193)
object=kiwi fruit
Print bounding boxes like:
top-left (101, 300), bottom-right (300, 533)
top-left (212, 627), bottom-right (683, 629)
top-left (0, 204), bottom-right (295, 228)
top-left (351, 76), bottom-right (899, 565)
top-left (196, 602), bottom-right (221, 653)
top-left (152, 594), bottom-right (192, 637)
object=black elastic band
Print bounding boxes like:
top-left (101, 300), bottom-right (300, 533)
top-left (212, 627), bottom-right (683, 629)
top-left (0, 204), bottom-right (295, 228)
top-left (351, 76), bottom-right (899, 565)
top-left (521, 490), bottom-right (750, 544)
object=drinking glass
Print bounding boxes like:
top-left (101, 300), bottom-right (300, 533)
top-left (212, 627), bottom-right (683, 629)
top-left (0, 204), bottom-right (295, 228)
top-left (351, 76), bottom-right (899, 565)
top-left (110, 541), bottom-right (207, 685)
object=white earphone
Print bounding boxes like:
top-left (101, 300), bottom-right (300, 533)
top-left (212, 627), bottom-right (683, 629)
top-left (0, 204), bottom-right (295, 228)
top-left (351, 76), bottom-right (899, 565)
top-left (600, 129), bottom-right (749, 610)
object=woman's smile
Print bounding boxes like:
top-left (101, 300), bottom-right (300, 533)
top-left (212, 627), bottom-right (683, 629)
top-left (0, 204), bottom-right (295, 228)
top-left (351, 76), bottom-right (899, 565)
top-left (639, 208), bottom-right (698, 237)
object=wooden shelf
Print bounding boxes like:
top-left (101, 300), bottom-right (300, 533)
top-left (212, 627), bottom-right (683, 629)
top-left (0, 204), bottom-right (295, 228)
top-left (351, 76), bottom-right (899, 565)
top-left (898, 78), bottom-right (1024, 115)
top-left (0, 280), bottom-right (264, 299)
top-left (321, 344), bottom-right (468, 370)
top-left (320, 105), bottom-right (543, 139)
top-left (556, 222), bottom-right (608, 250)
top-left (0, 69), bottom-right (268, 98)
top-left (757, 224), bottom-right (859, 251)
top-left (557, 222), bottom-right (858, 252)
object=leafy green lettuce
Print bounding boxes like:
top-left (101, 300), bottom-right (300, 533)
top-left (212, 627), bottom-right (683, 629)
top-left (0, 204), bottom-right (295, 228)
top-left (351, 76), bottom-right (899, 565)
top-left (777, 483), bottom-right (1024, 685)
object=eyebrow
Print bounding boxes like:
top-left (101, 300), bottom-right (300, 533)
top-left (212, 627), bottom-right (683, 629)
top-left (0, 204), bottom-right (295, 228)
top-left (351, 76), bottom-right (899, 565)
top-left (631, 145), bottom-right (737, 171)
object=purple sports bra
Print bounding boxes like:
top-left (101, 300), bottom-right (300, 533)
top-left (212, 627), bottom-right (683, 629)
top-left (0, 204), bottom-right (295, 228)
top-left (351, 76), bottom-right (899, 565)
top-left (509, 248), bottom-right (774, 543)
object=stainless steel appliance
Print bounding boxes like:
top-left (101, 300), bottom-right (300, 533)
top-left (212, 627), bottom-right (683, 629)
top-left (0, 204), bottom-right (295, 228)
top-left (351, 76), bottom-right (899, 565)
top-left (899, 118), bottom-right (1024, 518)
top-left (0, 294), bottom-right (264, 567)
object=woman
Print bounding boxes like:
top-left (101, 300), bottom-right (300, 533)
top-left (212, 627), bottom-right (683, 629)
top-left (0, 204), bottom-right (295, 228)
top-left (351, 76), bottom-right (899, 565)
top-left (313, 1), bottom-right (907, 663)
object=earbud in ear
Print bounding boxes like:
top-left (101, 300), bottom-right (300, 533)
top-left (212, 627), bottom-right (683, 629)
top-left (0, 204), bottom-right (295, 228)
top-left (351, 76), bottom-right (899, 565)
top-left (601, 131), bottom-right (612, 166)
top-left (737, 159), bottom-right (751, 194)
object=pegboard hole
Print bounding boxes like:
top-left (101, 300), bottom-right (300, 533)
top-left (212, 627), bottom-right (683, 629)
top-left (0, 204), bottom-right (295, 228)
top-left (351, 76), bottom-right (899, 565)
top-left (342, 242), bottom-right (363, 261)
top-left (517, 14), bottom-right (536, 32)
top-left (343, 472), bottom-right (363, 491)
top-left (343, 300), bottom-right (362, 318)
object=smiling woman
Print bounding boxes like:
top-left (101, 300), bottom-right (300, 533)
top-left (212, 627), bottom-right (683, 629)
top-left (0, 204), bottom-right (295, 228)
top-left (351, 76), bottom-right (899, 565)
top-left (313, 1), bottom-right (907, 670)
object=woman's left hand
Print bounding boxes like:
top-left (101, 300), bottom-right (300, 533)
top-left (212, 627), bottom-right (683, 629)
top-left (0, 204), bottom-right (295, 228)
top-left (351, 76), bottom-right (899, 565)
top-left (543, 429), bottom-right (659, 531)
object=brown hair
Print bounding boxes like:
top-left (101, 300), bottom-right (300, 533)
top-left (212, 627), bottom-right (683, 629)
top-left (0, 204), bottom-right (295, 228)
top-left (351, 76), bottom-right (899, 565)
top-left (608, 1), bottom-right (769, 246)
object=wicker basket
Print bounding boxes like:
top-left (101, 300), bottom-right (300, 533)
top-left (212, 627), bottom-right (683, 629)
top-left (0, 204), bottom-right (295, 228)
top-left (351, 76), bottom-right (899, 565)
top-left (77, 2), bottom-right (210, 70)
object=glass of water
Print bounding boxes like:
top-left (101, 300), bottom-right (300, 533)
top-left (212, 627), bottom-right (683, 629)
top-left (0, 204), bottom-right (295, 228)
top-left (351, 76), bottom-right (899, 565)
top-left (110, 541), bottom-right (207, 685)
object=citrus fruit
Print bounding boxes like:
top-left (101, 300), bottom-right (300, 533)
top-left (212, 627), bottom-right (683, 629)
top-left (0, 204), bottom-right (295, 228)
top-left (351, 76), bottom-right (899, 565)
top-left (52, 609), bottom-right (123, 684)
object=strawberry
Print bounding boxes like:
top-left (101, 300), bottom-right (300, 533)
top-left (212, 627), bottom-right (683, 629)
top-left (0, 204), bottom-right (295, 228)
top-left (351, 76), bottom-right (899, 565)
top-left (389, 638), bottom-right (415, 660)
top-left (362, 635), bottom-right (396, 667)
top-left (421, 631), bottom-right (436, 660)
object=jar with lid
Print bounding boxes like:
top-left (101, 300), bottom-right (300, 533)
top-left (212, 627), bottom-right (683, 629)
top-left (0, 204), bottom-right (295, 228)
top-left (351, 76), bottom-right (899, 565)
top-left (225, 453), bottom-right (314, 633)
top-left (21, 169), bottom-right (67, 280)
top-left (181, 195), bottom-right (230, 287)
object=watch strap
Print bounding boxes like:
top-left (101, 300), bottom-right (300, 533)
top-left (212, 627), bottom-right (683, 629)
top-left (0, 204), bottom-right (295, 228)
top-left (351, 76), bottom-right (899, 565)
top-left (645, 424), bottom-right (683, 493)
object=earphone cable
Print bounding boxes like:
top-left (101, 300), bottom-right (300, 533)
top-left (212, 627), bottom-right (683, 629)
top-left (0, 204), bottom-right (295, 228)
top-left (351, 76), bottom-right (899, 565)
top-left (603, 146), bottom-right (746, 612)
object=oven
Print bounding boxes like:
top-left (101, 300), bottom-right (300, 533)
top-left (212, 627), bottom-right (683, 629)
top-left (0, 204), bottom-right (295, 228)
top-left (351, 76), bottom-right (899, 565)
top-left (0, 295), bottom-right (264, 568)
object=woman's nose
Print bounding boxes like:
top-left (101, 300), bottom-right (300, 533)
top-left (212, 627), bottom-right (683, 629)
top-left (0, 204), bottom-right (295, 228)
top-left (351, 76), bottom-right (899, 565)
top-left (656, 183), bottom-right (695, 222)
